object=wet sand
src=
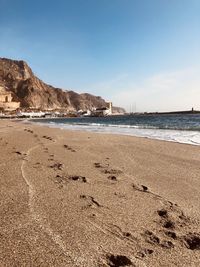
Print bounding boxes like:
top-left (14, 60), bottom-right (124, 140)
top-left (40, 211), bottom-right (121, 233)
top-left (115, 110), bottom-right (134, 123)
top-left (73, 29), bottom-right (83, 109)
top-left (0, 120), bottom-right (199, 267)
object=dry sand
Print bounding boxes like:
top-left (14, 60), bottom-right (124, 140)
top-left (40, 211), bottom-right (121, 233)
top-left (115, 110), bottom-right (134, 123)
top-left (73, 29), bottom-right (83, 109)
top-left (0, 120), bottom-right (199, 267)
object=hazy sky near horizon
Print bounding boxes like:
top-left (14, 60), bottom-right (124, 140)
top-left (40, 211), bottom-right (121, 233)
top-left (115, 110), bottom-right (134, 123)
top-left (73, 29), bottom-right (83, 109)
top-left (0, 0), bottom-right (199, 112)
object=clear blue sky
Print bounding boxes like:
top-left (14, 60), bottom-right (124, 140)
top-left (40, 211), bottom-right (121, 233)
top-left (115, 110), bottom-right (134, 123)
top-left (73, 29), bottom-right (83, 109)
top-left (0, 0), bottom-right (200, 111)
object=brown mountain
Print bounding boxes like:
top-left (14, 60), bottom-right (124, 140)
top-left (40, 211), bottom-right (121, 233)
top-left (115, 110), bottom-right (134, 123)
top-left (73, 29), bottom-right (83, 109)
top-left (0, 57), bottom-right (125, 112)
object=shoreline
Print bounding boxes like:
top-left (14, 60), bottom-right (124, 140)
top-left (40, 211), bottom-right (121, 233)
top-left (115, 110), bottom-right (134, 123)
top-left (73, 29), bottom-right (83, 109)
top-left (0, 120), bottom-right (199, 266)
top-left (28, 119), bottom-right (200, 147)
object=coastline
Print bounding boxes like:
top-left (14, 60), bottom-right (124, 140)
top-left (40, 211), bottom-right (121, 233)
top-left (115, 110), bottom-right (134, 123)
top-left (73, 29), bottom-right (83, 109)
top-left (0, 120), bottom-right (199, 267)
top-left (30, 118), bottom-right (200, 147)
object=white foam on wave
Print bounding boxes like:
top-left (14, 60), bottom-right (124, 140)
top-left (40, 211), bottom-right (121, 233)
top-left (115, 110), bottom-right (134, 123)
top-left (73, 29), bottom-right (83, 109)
top-left (35, 122), bottom-right (200, 146)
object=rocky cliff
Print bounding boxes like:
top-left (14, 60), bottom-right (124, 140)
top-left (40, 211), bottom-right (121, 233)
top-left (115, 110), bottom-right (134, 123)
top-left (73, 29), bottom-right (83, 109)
top-left (0, 57), bottom-right (125, 112)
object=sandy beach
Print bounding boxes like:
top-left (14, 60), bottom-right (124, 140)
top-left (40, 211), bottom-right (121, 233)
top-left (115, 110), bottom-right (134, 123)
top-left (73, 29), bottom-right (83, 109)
top-left (0, 120), bottom-right (199, 267)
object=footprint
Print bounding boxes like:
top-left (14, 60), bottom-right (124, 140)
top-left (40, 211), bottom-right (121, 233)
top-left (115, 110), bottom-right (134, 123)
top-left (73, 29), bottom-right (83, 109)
top-left (157, 203), bottom-right (190, 230)
top-left (33, 162), bottom-right (41, 168)
top-left (50, 162), bottom-right (64, 170)
top-left (94, 163), bottom-right (123, 182)
top-left (25, 129), bottom-right (33, 133)
top-left (123, 232), bottom-right (132, 238)
top-left (106, 254), bottom-right (133, 267)
top-left (161, 240), bottom-right (174, 249)
top-left (144, 230), bottom-right (160, 245)
top-left (64, 144), bottom-right (76, 152)
top-left (80, 195), bottom-right (101, 208)
top-left (15, 151), bottom-right (27, 157)
top-left (141, 185), bottom-right (148, 192)
top-left (104, 169), bottom-right (122, 175)
top-left (163, 220), bottom-right (175, 230)
top-left (183, 233), bottom-right (200, 250)
top-left (54, 174), bottom-right (68, 185)
top-left (157, 209), bottom-right (168, 218)
top-left (94, 162), bottom-right (103, 168)
top-left (15, 151), bottom-right (22, 155)
top-left (69, 175), bottom-right (87, 183)
top-left (132, 184), bottom-right (149, 193)
top-left (165, 231), bottom-right (177, 240)
top-left (42, 135), bottom-right (53, 141)
top-left (108, 175), bottom-right (117, 181)
top-left (137, 248), bottom-right (154, 258)
top-left (144, 230), bottom-right (174, 249)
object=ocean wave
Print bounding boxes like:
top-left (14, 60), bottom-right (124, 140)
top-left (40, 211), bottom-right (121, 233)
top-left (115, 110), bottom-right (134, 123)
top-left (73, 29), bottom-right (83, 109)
top-left (31, 114), bottom-right (200, 146)
top-left (33, 121), bottom-right (200, 146)
top-left (61, 122), bottom-right (200, 131)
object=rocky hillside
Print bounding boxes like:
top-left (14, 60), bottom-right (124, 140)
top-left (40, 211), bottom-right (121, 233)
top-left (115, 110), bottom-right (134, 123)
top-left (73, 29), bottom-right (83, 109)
top-left (0, 57), bottom-right (125, 112)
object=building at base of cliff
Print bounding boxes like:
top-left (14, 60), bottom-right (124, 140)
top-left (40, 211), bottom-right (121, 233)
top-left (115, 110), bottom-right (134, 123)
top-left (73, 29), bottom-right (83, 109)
top-left (0, 85), bottom-right (20, 111)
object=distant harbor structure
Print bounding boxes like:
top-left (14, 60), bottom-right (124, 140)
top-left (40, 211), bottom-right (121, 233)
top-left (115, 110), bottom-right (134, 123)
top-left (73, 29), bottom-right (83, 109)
top-left (77, 102), bottom-right (113, 117)
top-left (83, 101), bottom-right (113, 117)
top-left (129, 102), bottom-right (137, 114)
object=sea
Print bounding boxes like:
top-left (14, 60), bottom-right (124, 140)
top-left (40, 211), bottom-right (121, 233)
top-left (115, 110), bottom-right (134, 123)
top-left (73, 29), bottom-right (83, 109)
top-left (33, 114), bottom-right (200, 146)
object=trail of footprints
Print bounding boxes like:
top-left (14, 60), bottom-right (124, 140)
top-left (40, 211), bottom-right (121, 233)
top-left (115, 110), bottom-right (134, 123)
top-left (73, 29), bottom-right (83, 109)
top-left (19, 130), bottom-right (200, 266)
top-left (93, 159), bottom-right (200, 264)
top-left (7, 128), bottom-right (134, 265)
top-left (45, 150), bottom-right (200, 265)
